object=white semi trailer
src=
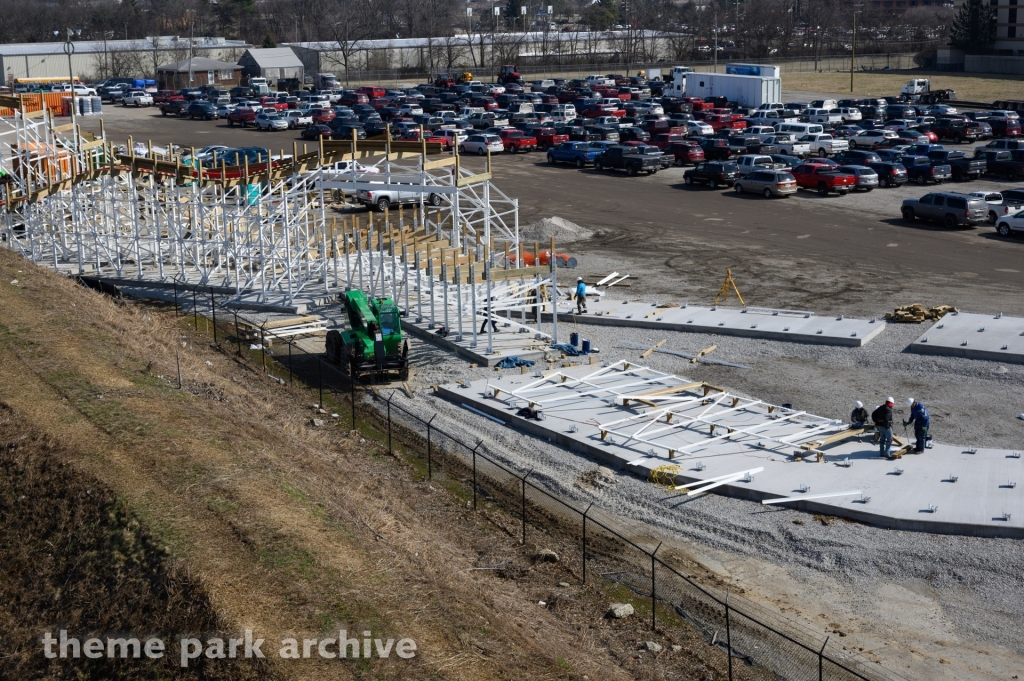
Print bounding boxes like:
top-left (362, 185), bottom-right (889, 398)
top-left (665, 64), bottom-right (782, 109)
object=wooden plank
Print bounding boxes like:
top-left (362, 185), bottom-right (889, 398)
top-left (52, 123), bottom-right (75, 133)
top-left (622, 382), bottom-right (704, 406)
top-left (423, 156), bottom-right (457, 170)
top-left (691, 344), bottom-right (717, 363)
top-left (456, 171), bottom-right (491, 187)
top-left (640, 339), bottom-right (667, 359)
top-left (487, 265), bottom-right (548, 281)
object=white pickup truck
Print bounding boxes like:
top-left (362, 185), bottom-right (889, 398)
top-left (121, 90), bottom-right (154, 107)
top-left (799, 133), bottom-right (849, 157)
top-left (467, 111), bottom-right (509, 129)
top-left (735, 154), bottom-right (787, 177)
top-left (762, 134), bottom-right (811, 157)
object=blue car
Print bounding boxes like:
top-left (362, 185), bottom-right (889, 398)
top-left (546, 141), bottom-right (602, 168)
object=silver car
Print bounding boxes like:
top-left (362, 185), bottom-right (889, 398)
top-left (837, 165), bottom-right (879, 192)
top-left (734, 170), bottom-right (798, 198)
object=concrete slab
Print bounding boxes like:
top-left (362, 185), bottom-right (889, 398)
top-left (909, 311), bottom-right (1024, 364)
top-left (550, 298), bottom-right (886, 347)
top-left (402, 315), bottom-right (550, 366)
top-left (438, 363), bottom-right (1024, 538)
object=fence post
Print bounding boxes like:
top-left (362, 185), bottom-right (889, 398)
top-left (582, 502), bottom-right (593, 584)
top-left (318, 357), bottom-right (323, 406)
top-left (472, 441), bottom-right (482, 510)
top-left (288, 341), bottom-right (293, 384)
top-left (386, 391), bottom-right (394, 454)
top-left (521, 469), bottom-right (534, 544)
top-left (651, 542), bottom-right (662, 632)
top-left (350, 376), bottom-right (356, 430)
top-left (173, 280), bottom-right (179, 316)
top-left (233, 310), bottom-right (242, 356)
top-left (726, 589), bottom-right (733, 681)
top-left (192, 288), bottom-right (198, 329)
top-left (426, 414), bottom-right (436, 480)
top-left (260, 324), bottom-right (267, 373)
top-left (819, 636), bottom-right (829, 681)
top-left (210, 290), bottom-right (217, 345)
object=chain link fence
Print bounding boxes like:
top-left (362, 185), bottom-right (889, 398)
top-left (165, 286), bottom-right (910, 681)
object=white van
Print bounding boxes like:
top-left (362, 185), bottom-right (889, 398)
top-left (777, 122), bottom-right (824, 136)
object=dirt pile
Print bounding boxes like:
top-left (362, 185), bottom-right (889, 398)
top-left (519, 216), bottom-right (594, 244)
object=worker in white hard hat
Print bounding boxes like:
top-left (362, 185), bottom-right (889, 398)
top-left (574, 276), bottom-right (587, 314)
top-left (903, 398), bottom-right (930, 453)
top-left (871, 397), bottom-right (895, 457)
top-left (850, 400), bottom-right (869, 428)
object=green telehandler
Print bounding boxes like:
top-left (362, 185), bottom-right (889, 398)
top-left (325, 290), bottom-right (409, 380)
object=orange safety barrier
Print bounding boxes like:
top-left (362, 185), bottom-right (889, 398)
top-left (519, 249), bottom-right (574, 267)
top-left (0, 92), bottom-right (77, 117)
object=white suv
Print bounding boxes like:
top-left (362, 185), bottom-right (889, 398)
top-left (459, 134), bottom-right (504, 155)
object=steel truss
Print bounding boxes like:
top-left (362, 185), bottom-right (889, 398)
top-left (486, 361), bottom-right (844, 460)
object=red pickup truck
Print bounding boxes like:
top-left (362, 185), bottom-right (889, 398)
top-left (651, 133), bottom-right (686, 150)
top-left (532, 127), bottom-right (569, 149)
top-left (704, 113), bottom-right (747, 131)
top-left (226, 107), bottom-right (257, 127)
top-left (791, 163), bottom-right (856, 196)
top-left (497, 129), bottom-right (537, 153)
top-left (260, 96), bottom-right (287, 111)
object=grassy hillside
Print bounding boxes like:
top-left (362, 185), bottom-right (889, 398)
top-left (0, 248), bottom-right (735, 680)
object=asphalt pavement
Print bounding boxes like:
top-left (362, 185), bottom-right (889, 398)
top-left (80, 105), bottom-right (1024, 316)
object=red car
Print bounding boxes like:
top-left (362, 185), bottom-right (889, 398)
top-left (582, 103), bottom-right (625, 118)
top-left (496, 129), bottom-right (537, 153)
top-left (310, 108), bottom-right (336, 125)
top-left (370, 97), bottom-right (391, 110)
top-left (532, 127), bottom-right (569, 149)
top-left (650, 133), bottom-right (686, 150)
top-left (357, 86), bottom-right (385, 99)
top-left (226, 107), bottom-right (257, 127)
top-left (152, 90), bottom-right (177, 103)
top-left (260, 96), bottom-right (287, 111)
top-left (663, 140), bottom-right (705, 166)
top-left (791, 163), bottom-right (856, 195)
top-left (301, 124), bottom-right (333, 140)
top-left (704, 113), bottom-right (746, 131)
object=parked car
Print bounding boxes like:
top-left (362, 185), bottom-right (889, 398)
top-left (734, 169), bottom-right (798, 197)
top-left (984, 116), bottom-right (1022, 138)
top-left (159, 99), bottom-right (190, 117)
top-left (283, 110), bottom-right (313, 128)
top-left (791, 163), bottom-right (856, 195)
top-left (974, 138), bottom-right (1024, 156)
top-left (735, 154), bottom-right (787, 177)
top-left (594, 145), bottom-right (661, 175)
top-left (356, 184), bottom-right (444, 212)
top-left (121, 90), bottom-right (153, 107)
top-left (254, 112), bottom-right (288, 131)
top-left (901, 192), bottom-right (988, 228)
top-left (301, 124), bottom-right (333, 140)
top-left (833, 150), bottom-right (882, 165)
top-left (686, 120), bottom-right (715, 136)
top-left (547, 141), bottom-right (601, 167)
top-left (902, 156), bottom-right (952, 185)
top-left (849, 129), bottom-right (898, 149)
top-left (683, 161), bottom-right (739, 188)
top-left (966, 190), bottom-right (1024, 224)
top-left (762, 134), bottom-right (811, 157)
top-left (866, 161), bottom-right (909, 187)
top-left (331, 125), bottom-right (366, 141)
top-left (184, 102), bottom-right (218, 120)
top-left (982, 149), bottom-right (1024, 179)
top-left (926, 150), bottom-right (986, 181)
top-left (226, 107), bottom-right (257, 127)
top-left (663, 140), bottom-right (705, 166)
top-left (699, 137), bottom-right (737, 161)
top-left (459, 134), bottom-right (504, 155)
top-left (496, 128), bottom-right (537, 153)
top-left (800, 133), bottom-right (849, 157)
top-left (836, 165), bottom-right (879, 191)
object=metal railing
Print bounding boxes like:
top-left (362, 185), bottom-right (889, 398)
top-left (156, 284), bottom-right (911, 681)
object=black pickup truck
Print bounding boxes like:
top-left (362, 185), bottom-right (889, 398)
top-left (632, 144), bottom-right (673, 169)
top-left (594, 145), bottom-right (662, 175)
top-left (926, 150), bottom-right (986, 181)
top-left (983, 150), bottom-right (1024, 179)
top-left (930, 118), bottom-right (979, 144)
top-left (902, 155), bottom-right (952, 185)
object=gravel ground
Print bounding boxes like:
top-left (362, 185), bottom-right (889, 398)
top-left (391, 292), bottom-right (1024, 680)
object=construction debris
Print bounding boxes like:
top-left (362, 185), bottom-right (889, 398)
top-left (884, 304), bottom-right (957, 323)
top-left (618, 341), bottom-right (752, 370)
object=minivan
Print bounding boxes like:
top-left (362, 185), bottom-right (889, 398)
top-left (777, 122), bottom-right (824, 136)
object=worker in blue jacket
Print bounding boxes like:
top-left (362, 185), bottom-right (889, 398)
top-left (903, 398), bottom-right (930, 453)
top-left (574, 277), bottom-right (588, 314)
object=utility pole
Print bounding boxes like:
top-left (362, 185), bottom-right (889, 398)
top-left (56, 28), bottom-right (81, 148)
top-left (714, 13), bottom-right (718, 72)
top-left (188, 10), bottom-right (195, 89)
top-left (850, 6), bottom-right (861, 93)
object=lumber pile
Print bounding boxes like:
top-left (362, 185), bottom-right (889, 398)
top-left (884, 304), bottom-right (957, 323)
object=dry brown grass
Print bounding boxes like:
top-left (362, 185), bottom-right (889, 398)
top-left (782, 70), bottom-right (1024, 102)
top-left (0, 249), bottom-right (741, 680)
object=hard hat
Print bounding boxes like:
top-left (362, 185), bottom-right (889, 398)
top-left (886, 397), bottom-right (894, 405)
top-left (854, 400), bottom-right (863, 409)
top-left (577, 276), bottom-right (583, 281)
top-left (907, 398), bottom-right (915, 407)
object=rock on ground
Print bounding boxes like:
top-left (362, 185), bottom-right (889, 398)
top-left (607, 603), bottom-right (635, 619)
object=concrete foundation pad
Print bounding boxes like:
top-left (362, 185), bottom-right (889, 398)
top-left (550, 298), bottom-right (885, 347)
top-left (439, 363), bottom-right (1024, 538)
top-left (402, 314), bottom-right (551, 366)
top-left (910, 311), bottom-right (1024, 364)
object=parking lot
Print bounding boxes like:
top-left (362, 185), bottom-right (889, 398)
top-left (80, 103), bottom-right (1024, 318)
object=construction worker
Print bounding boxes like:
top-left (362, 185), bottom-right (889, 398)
top-left (850, 400), bottom-right (869, 428)
top-left (574, 276), bottom-right (587, 314)
top-left (904, 398), bottom-right (930, 453)
top-left (871, 397), bottom-right (895, 457)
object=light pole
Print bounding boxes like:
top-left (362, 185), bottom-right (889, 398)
top-left (55, 28), bottom-right (81, 146)
top-left (850, 6), bottom-right (863, 93)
